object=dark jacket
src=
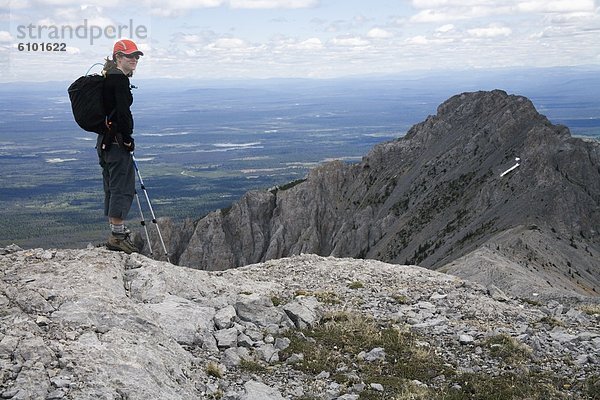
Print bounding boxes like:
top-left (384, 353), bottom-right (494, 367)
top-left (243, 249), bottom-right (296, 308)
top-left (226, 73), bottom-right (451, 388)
top-left (103, 67), bottom-right (134, 144)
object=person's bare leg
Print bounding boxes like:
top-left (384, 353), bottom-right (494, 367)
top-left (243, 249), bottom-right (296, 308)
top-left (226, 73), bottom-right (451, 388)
top-left (109, 217), bottom-right (124, 225)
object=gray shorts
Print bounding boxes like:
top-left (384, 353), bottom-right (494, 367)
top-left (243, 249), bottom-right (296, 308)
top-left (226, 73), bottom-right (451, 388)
top-left (97, 135), bottom-right (135, 220)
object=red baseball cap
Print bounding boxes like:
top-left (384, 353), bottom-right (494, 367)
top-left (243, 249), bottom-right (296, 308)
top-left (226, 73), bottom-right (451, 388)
top-left (113, 39), bottom-right (144, 56)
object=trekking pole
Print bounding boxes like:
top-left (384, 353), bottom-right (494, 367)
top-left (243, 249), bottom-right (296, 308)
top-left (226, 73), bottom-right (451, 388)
top-left (134, 190), bottom-right (153, 256)
top-left (131, 154), bottom-right (170, 263)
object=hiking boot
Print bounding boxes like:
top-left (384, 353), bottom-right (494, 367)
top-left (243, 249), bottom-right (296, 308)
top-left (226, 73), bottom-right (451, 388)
top-left (107, 232), bottom-right (139, 254)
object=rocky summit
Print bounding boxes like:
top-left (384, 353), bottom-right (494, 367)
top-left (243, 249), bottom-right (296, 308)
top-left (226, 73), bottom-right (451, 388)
top-left (144, 90), bottom-right (600, 300)
top-left (1, 245), bottom-right (599, 399)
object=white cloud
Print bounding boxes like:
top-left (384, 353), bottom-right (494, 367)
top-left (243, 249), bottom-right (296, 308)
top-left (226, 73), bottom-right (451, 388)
top-left (294, 37), bottom-right (323, 49)
top-left (410, 9), bottom-right (453, 23)
top-left (65, 45), bottom-right (80, 54)
top-left (409, 0), bottom-right (596, 23)
top-left (206, 37), bottom-right (247, 49)
top-left (367, 27), bottom-right (393, 39)
top-left (1, 0), bottom-right (30, 8)
top-left (436, 23), bottom-right (455, 33)
top-left (411, 0), bottom-right (594, 10)
top-left (0, 31), bottom-right (13, 42)
top-left (145, 0), bottom-right (318, 16)
top-left (229, 0), bottom-right (317, 8)
top-left (330, 36), bottom-right (370, 47)
top-left (517, 0), bottom-right (594, 13)
top-left (405, 35), bottom-right (429, 45)
top-left (30, 0), bottom-right (121, 6)
top-left (144, 0), bottom-right (316, 15)
top-left (468, 23), bottom-right (512, 37)
top-left (545, 11), bottom-right (597, 24)
top-left (178, 34), bottom-right (204, 44)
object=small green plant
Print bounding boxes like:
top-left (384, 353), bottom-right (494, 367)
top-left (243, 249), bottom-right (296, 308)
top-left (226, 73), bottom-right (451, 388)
top-left (485, 334), bottom-right (532, 364)
top-left (521, 297), bottom-right (542, 307)
top-left (294, 290), bottom-right (342, 305)
top-left (270, 295), bottom-right (286, 306)
top-left (239, 359), bottom-right (268, 374)
top-left (280, 311), bottom-right (579, 399)
top-left (281, 311), bottom-right (450, 397)
top-left (538, 316), bottom-right (565, 328)
top-left (450, 371), bottom-right (568, 400)
top-left (207, 390), bottom-right (223, 400)
top-left (205, 361), bottom-right (224, 378)
top-left (348, 281), bottom-right (365, 290)
top-left (580, 304), bottom-right (600, 316)
top-left (391, 293), bottom-right (410, 304)
top-left (275, 178), bottom-right (307, 192)
top-left (584, 374), bottom-right (600, 399)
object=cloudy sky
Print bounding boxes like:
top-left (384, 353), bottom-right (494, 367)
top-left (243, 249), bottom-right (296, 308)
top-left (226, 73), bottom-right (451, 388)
top-left (1, 0), bottom-right (599, 82)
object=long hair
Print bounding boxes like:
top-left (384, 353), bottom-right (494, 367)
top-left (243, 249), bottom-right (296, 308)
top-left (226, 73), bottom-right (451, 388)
top-left (101, 55), bottom-right (134, 77)
top-left (101, 57), bottom-right (118, 77)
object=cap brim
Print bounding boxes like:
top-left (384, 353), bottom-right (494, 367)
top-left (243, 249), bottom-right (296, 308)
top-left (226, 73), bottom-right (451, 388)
top-left (118, 50), bottom-right (144, 56)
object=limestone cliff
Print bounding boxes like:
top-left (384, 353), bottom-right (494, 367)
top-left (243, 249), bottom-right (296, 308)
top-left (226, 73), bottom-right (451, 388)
top-left (145, 90), bottom-right (600, 299)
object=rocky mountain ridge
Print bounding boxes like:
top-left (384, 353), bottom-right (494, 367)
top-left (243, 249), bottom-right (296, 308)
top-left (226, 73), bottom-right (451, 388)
top-left (1, 246), bottom-right (599, 399)
top-left (145, 90), bottom-right (600, 300)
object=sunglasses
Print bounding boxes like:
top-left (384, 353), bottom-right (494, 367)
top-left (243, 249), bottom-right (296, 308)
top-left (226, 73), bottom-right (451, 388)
top-left (121, 53), bottom-right (140, 60)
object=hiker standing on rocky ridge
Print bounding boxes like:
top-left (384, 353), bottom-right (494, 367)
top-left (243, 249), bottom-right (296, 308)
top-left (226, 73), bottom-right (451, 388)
top-left (97, 39), bottom-right (143, 254)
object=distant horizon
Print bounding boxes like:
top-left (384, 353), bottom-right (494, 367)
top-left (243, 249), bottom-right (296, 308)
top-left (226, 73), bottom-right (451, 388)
top-left (2, 64), bottom-right (600, 86)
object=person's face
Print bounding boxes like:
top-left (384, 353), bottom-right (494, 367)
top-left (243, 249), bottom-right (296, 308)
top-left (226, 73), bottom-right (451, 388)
top-left (116, 53), bottom-right (140, 74)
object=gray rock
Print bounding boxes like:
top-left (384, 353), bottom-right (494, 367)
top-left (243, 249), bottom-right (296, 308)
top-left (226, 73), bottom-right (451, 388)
top-left (577, 332), bottom-right (599, 342)
top-left (550, 329), bottom-right (577, 343)
top-left (0, 335), bottom-right (19, 357)
top-left (223, 390), bottom-right (241, 400)
top-left (236, 347), bottom-right (254, 362)
top-left (411, 317), bottom-right (448, 329)
top-left (574, 354), bottom-right (590, 366)
top-left (488, 285), bottom-right (509, 302)
top-left (202, 331), bottom-right (220, 353)
top-left (146, 295), bottom-right (216, 345)
top-left (14, 289), bottom-right (55, 314)
top-left (256, 344), bottom-right (279, 363)
top-left (49, 376), bottom-right (72, 389)
top-left (222, 347), bottom-right (242, 367)
top-left (286, 353), bottom-right (304, 364)
top-left (430, 293), bottom-right (448, 301)
top-left (316, 371), bottom-right (330, 380)
top-left (370, 383), bottom-right (384, 392)
top-left (274, 337), bottom-right (291, 351)
top-left (237, 333), bottom-right (254, 348)
top-left (14, 337), bottom-right (55, 366)
top-left (45, 389), bottom-right (66, 399)
top-left (360, 347), bottom-right (386, 362)
top-left (282, 296), bottom-right (321, 329)
top-left (459, 334), bottom-right (475, 345)
top-left (0, 244), bottom-right (23, 255)
top-left (338, 394), bottom-right (360, 400)
top-left (215, 328), bottom-right (239, 348)
top-left (13, 362), bottom-right (51, 399)
top-left (244, 328), bottom-right (264, 342)
top-left (215, 305), bottom-right (237, 330)
top-left (235, 294), bottom-right (286, 328)
top-left (240, 380), bottom-right (284, 400)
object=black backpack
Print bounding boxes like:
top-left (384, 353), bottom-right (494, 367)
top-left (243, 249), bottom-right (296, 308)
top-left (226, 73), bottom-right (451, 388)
top-left (67, 73), bottom-right (109, 134)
